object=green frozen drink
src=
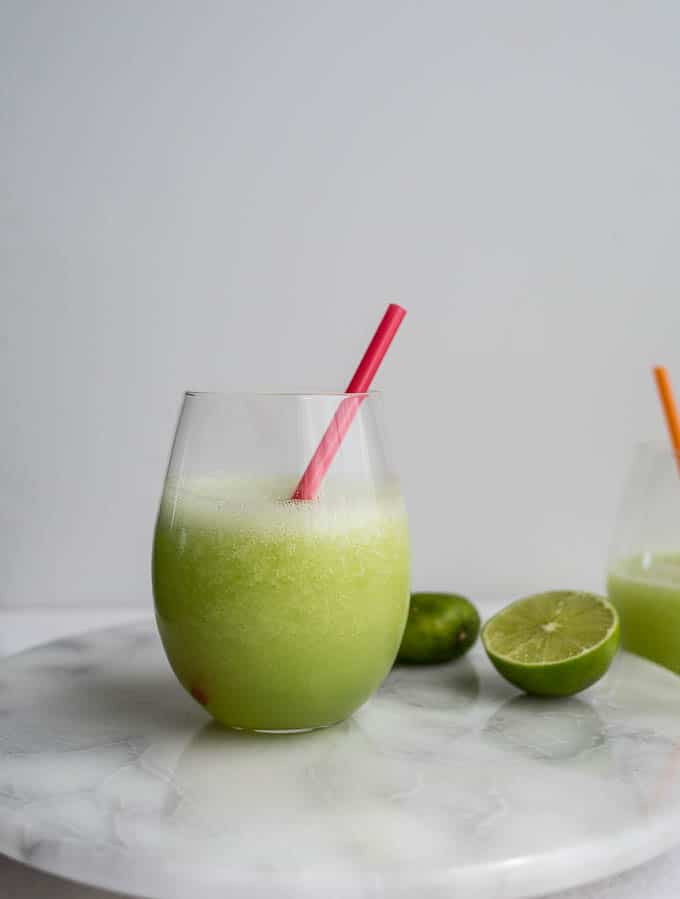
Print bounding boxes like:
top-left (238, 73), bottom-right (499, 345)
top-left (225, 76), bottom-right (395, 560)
top-left (607, 553), bottom-right (680, 674)
top-left (608, 439), bottom-right (680, 676)
top-left (153, 308), bottom-right (409, 730)
top-left (153, 477), bottom-right (410, 731)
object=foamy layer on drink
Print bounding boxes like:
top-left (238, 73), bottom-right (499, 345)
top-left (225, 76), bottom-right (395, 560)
top-left (158, 477), bottom-right (407, 537)
top-left (611, 552), bottom-right (680, 586)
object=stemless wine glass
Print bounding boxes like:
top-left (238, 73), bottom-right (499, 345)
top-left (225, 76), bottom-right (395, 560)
top-left (152, 392), bottom-right (410, 732)
top-left (607, 442), bottom-right (680, 674)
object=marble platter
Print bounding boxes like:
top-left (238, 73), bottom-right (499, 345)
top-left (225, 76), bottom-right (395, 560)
top-left (1, 623), bottom-right (680, 898)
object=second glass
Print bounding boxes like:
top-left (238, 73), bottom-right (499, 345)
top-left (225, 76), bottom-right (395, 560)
top-left (152, 392), bottom-right (410, 732)
top-left (607, 442), bottom-right (680, 674)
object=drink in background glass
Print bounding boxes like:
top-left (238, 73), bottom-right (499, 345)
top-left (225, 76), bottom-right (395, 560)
top-left (607, 443), bottom-right (680, 674)
top-left (152, 392), bottom-right (410, 732)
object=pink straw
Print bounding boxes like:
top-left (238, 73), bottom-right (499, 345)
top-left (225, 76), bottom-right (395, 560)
top-left (291, 303), bottom-right (407, 501)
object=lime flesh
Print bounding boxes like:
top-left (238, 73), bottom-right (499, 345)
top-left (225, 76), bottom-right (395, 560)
top-left (482, 591), bottom-right (619, 696)
top-left (398, 592), bottom-right (480, 664)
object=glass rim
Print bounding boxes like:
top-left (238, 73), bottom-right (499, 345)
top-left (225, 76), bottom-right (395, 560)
top-left (631, 440), bottom-right (680, 464)
top-left (184, 390), bottom-right (382, 399)
top-left (632, 439), bottom-right (680, 456)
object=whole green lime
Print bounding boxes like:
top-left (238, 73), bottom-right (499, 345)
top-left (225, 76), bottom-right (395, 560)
top-left (398, 592), bottom-right (480, 664)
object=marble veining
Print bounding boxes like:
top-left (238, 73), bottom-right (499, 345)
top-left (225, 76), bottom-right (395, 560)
top-left (1, 623), bottom-right (680, 899)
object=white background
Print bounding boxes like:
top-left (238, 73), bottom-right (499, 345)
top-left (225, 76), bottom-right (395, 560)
top-left (2, 0), bottom-right (680, 609)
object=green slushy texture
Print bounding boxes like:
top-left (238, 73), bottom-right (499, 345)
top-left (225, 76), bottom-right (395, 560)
top-left (153, 479), bottom-right (410, 730)
top-left (607, 552), bottom-right (680, 675)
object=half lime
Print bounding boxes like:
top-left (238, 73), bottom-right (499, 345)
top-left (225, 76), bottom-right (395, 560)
top-left (482, 591), bottom-right (619, 696)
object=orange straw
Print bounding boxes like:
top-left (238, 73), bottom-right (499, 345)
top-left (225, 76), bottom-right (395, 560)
top-left (653, 366), bottom-right (680, 472)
